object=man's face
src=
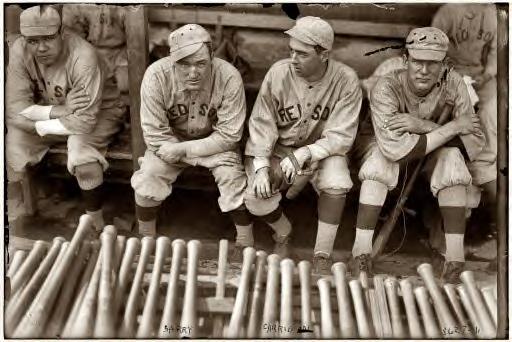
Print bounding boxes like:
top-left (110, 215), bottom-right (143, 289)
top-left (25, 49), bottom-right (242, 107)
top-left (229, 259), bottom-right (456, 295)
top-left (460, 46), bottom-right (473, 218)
top-left (25, 33), bottom-right (63, 66)
top-left (289, 37), bottom-right (326, 80)
top-left (406, 55), bottom-right (444, 95)
top-left (174, 44), bottom-right (212, 91)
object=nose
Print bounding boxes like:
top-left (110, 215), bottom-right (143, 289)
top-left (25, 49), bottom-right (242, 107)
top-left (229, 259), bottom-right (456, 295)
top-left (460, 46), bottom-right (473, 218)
top-left (37, 41), bottom-right (49, 52)
top-left (290, 51), bottom-right (297, 63)
top-left (189, 65), bottom-right (198, 77)
top-left (419, 63), bottom-right (428, 74)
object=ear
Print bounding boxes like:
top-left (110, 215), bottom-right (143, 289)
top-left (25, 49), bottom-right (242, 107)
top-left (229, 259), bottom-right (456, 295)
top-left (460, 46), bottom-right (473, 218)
top-left (320, 50), bottom-right (329, 63)
top-left (402, 53), bottom-right (408, 65)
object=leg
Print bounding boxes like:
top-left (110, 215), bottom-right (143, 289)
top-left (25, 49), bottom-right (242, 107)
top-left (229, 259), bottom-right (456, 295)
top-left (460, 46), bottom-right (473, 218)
top-left (67, 107), bottom-right (125, 230)
top-left (426, 147), bottom-right (472, 282)
top-left (209, 151), bottom-right (253, 248)
top-left (131, 150), bottom-right (185, 236)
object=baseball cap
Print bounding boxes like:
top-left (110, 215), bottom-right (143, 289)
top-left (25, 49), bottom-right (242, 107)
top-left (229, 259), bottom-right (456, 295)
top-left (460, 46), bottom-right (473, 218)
top-left (168, 24), bottom-right (212, 63)
top-left (405, 27), bottom-right (449, 61)
top-left (285, 16), bottom-right (334, 51)
top-left (20, 6), bottom-right (61, 37)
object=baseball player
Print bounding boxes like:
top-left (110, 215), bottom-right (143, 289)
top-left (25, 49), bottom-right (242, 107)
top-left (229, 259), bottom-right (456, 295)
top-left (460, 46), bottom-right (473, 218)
top-left (432, 4), bottom-right (498, 244)
top-left (244, 17), bottom-right (362, 272)
top-left (131, 24), bottom-right (252, 245)
top-left (351, 27), bottom-right (485, 282)
top-left (6, 5), bottom-right (126, 231)
top-left (62, 4), bottom-right (128, 95)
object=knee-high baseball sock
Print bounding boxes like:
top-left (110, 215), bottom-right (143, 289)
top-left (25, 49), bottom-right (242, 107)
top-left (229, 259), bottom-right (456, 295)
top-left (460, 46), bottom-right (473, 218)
top-left (439, 186), bottom-right (466, 262)
top-left (481, 180), bottom-right (497, 227)
top-left (136, 204), bottom-right (160, 236)
top-left (82, 186), bottom-right (104, 231)
top-left (313, 192), bottom-right (346, 257)
top-left (229, 207), bottom-right (254, 247)
top-left (353, 180), bottom-right (387, 257)
top-left (260, 206), bottom-right (292, 240)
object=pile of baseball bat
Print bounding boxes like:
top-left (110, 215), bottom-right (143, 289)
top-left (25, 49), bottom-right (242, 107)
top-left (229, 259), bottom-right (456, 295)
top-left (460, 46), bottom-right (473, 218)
top-left (4, 214), bottom-right (498, 339)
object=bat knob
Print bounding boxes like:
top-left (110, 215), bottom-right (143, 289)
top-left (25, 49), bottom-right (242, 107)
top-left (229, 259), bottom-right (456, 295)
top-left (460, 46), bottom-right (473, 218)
top-left (331, 261), bottom-right (347, 275)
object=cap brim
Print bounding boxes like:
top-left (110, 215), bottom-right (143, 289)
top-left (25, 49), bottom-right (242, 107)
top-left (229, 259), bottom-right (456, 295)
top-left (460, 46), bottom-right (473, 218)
top-left (285, 26), bottom-right (317, 46)
top-left (170, 42), bottom-right (204, 63)
top-left (21, 25), bottom-right (59, 37)
top-left (408, 49), bottom-right (446, 62)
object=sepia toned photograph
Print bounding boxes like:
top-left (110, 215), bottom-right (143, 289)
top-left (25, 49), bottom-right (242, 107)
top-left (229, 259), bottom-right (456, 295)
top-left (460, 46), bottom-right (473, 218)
top-left (3, 2), bottom-right (509, 339)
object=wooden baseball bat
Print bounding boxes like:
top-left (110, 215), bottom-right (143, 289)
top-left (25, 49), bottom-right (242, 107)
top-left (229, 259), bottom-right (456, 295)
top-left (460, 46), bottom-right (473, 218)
top-left (158, 239), bottom-right (186, 338)
top-left (227, 246), bottom-right (256, 338)
top-left (368, 288), bottom-right (383, 337)
top-left (348, 279), bottom-right (372, 338)
top-left (45, 241), bottom-right (91, 338)
top-left (481, 286), bottom-right (498, 327)
top-left (112, 237), bottom-right (140, 324)
top-left (137, 236), bottom-right (171, 338)
top-left (261, 254), bottom-right (281, 338)
top-left (417, 263), bottom-right (461, 337)
top-left (112, 235), bottom-right (127, 282)
top-left (414, 286), bottom-right (440, 338)
top-left (212, 239), bottom-right (229, 338)
top-left (5, 237), bottom-right (65, 336)
top-left (10, 240), bottom-right (48, 296)
top-left (279, 258), bottom-right (295, 338)
top-left (118, 236), bottom-right (155, 338)
top-left (247, 250), bottom-right (268, 338)
top-left (297, 260), bottom-right (314, 339)
top-left (456, 284), bottom-right (481, 337)
top-left (68, 247), bottom-right (103, 338)
top-left (94, 225), bottom-right (117, 338)
top-left (374, 275), bottom-right (392, 338)
top-left (7, 250), bottom-right (28, 278)
top-left (61, 241), bottom-right (100, 338)
top-left (331, 262), bottom-right (356, 338)
top-left (317, 277), bottom-right (336, 338)
top-left (180, 240), bottom-right (202, 338)
top-left (13, 214), bottom-right (93, 337)
top-left (399, 278), bottom-right (423, 338)
top-left (384, 277), bottom-right (406, 338)
top-left (443, 284), bottom-right (474, 338)
top-left (460, 270), bottom-right (496, 338)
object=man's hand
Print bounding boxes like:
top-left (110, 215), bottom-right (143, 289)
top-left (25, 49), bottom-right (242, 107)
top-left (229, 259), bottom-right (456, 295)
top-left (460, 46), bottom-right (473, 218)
top-left (196, 152), bottom-right (240, 168)
top-left (473, 72), bottom-right (492, 90)
top-left (50, 86), bottom-right (91, 118)
top-left (384, 113), bottom-right (434, 134)
top-left (9, 116), bottom-right (37, 134)
top-left (253, 167), bottom-right (273, 199)
top-left (453, 113), bottom-right (482, 135)
top-left (279, 147), bottom-right (311, 183)
top-left (156, 142), bottom-right (187, 164)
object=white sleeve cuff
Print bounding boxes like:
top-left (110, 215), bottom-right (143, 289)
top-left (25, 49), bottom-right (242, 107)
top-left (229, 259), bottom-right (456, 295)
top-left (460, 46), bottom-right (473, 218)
top-left (35, 119), bottom-right (73, 136)
top-left (253, 157), bottom-right (271, 173)
top-left (20, 105), bottom-right (53, 121)
top-left (307, 144), bottom-right (330, 163)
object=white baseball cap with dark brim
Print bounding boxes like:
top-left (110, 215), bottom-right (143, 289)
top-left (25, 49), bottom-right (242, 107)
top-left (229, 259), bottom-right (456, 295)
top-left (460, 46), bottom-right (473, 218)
top-left (168, 24), bottom-right (212, 63)
top-left (285, 16), bottom-right (334, 51)
top-left (20, 5), bottom-right (61, 37)
top-left (405, 27), bottom-right (449, 62)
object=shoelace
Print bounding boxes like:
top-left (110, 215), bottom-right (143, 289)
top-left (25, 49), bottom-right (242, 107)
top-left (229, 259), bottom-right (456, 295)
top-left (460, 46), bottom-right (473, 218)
top-left (358, 256), bottom-right (369, 271)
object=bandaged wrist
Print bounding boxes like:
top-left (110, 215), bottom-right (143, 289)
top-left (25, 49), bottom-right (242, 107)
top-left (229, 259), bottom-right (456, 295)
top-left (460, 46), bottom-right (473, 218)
top-left (35, 119), bottom-right (73, 136)
top-left (20, 105), bottom-right (53, 121)
top-left (253, 157), bottom-right (270, 173)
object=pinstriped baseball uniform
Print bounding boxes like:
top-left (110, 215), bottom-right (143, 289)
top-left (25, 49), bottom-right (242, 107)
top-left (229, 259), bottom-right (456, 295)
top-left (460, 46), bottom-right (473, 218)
top-left (6, 31), bottom-right (125, 174)
top-left (131, 56), bottom-right (247, 212)
top-left (244, 58), bottom-right (362, 215)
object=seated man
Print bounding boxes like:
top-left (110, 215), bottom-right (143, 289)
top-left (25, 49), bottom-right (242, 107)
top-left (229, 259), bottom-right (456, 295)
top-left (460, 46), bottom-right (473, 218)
top-left (6, 5), bottom-right (126, 231)
top-left (131, 24), bottom-right (252, 243)
top-left (432, 3), bottom-right (498, 250)
top-left (351, 27), bottom-right (485, 282)
top-left (244, 16), bottom-right (362, 272)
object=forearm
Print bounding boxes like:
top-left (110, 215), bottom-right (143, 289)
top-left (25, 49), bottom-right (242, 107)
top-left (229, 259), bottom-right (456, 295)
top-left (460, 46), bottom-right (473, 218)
top-left (425, 121), bottom-right (461, 154)
top-left (182, 135), bottom-right (232, 158)
top-left (35, 119), bottom-right (73, 136)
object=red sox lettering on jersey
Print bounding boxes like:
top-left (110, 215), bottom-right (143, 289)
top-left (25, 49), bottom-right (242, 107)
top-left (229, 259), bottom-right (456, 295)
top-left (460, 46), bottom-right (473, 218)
top-left (245, 58), bottom-right (362, 163)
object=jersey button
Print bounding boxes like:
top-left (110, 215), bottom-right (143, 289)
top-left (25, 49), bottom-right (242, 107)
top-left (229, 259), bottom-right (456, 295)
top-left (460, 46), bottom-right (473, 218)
top-left (192, 102), bottom-right (196, 105)
top-left (190, 116), bottom-right (195, 119)
top-left (307, 103), bottom-right (311, 107)
top-left (308, 86), bottom-right (313, 89)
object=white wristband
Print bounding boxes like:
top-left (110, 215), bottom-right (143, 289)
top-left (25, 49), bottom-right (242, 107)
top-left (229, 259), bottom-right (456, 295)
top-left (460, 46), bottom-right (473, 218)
top-left (35, 119), bottom-right (73, 137)
top-left (20, 105), bottom-right (53, 121)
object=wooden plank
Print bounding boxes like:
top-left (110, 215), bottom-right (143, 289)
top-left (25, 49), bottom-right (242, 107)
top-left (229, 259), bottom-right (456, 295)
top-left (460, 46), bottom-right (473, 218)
top-left (148, 7), bottom-right (415, 38)
top-left (125, 5), bottom-right (149, 171)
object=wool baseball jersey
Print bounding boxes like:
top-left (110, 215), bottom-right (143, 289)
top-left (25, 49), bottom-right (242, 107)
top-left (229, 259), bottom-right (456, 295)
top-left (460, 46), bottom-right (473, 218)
top-left (432, 4), bottom-right (497, 78)
top-left (62, 4), bottom-right (126, 49)
top-left (370, 68), bottom-right (486, 162)
top-left (6, 32), bottom-right (121, 134)
top-left (139, 56), bottom-right (246, 156)
top-left (245, 58), bottom-right (362, 162)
